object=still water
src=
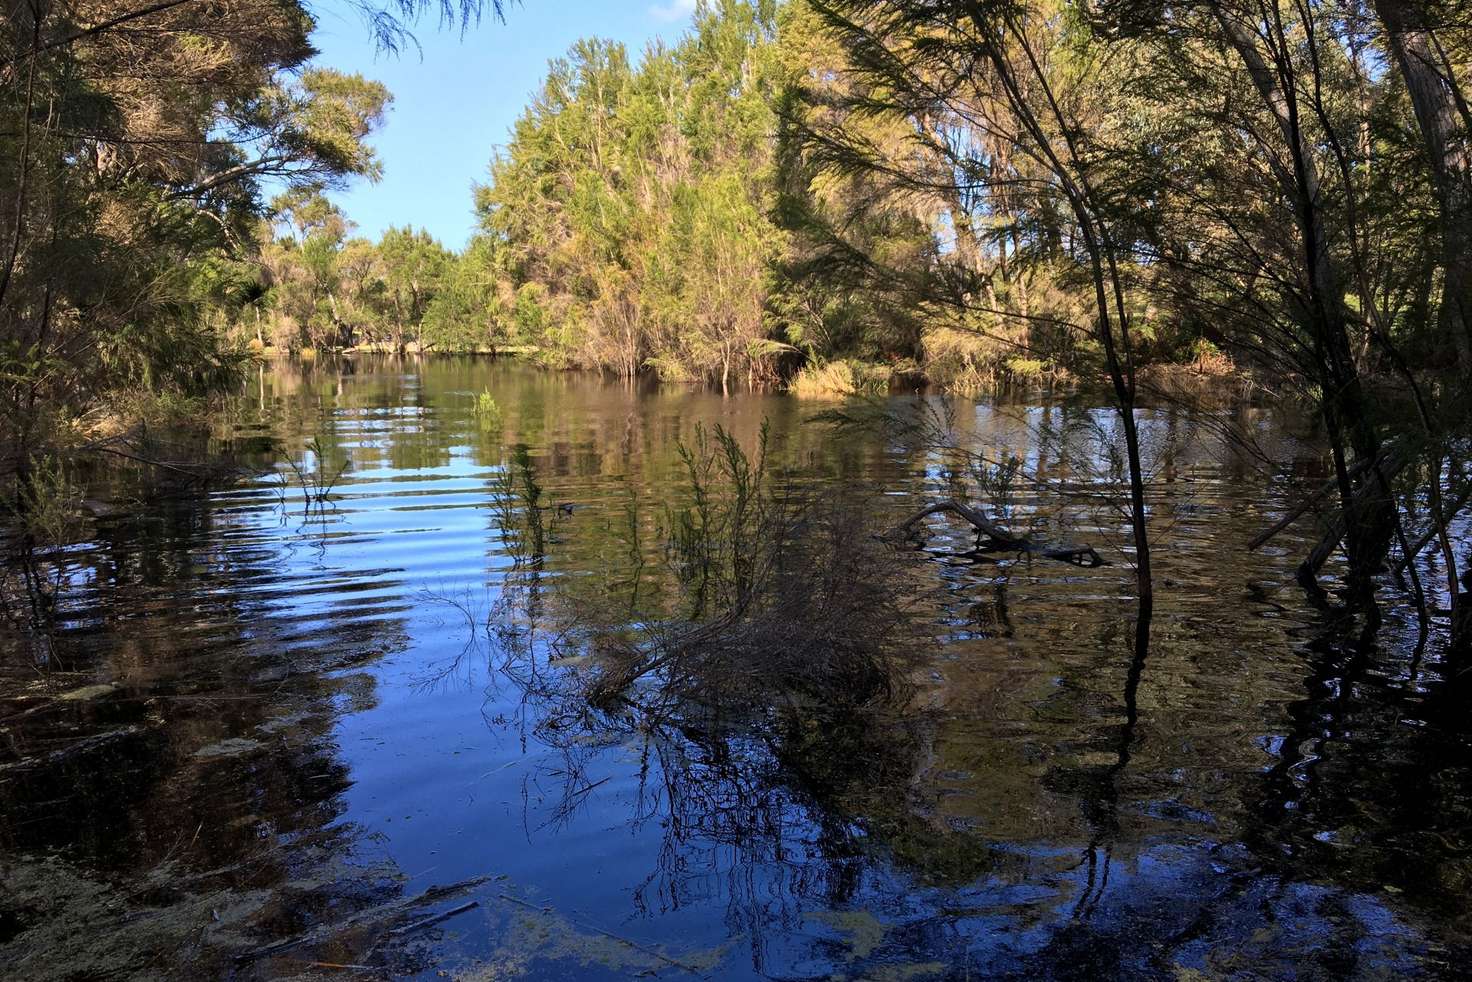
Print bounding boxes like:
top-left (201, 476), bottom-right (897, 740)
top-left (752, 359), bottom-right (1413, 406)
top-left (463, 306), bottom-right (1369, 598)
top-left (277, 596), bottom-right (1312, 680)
top-left (2, 356), bottom-right (1469, 980)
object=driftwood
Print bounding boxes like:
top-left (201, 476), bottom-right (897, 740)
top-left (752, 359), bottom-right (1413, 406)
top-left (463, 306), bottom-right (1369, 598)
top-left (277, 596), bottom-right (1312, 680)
top-left (899, 500), bottom-right (1107, 568)
top-left (389, 900), bottom-right (479, 936)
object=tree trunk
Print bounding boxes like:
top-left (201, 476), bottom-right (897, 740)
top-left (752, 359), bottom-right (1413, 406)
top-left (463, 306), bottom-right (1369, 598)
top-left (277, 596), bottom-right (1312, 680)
top-left (1215, 6), bottom-right (1393, 598)
top-left (1373, 0), bottom-right (1472, 364)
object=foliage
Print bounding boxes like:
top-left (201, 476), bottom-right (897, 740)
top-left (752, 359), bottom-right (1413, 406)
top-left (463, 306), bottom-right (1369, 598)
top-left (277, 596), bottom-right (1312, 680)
top-left (6, 457), bottom-right (83, 549)
top-left (493, 420), bottom-right (921, 725)
top-left (788, 359), bottom-right (889, 398)
top-left (7, 0), bottom-right (1472, 640)
top-left (469, 5), bottom-right (790, 385)
top-left (0, 0), bottom-right (488, 504)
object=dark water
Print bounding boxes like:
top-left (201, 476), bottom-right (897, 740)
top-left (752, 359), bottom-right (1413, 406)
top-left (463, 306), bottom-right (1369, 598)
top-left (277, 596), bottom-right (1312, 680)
top-left (3, 356), bottom-right (1470, 980)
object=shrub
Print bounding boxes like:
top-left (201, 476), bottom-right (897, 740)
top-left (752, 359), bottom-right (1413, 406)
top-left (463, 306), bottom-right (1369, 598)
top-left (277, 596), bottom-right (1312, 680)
top-left (789, 359), bottom-right (889, 398)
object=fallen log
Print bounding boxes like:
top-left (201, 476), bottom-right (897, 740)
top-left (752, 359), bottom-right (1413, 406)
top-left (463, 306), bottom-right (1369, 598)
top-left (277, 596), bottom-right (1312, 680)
top-left (898, 500), bottom-right (1107, 568)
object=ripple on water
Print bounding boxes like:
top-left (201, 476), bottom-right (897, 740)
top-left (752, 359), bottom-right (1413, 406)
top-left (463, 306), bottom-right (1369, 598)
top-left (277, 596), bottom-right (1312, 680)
top-left (2, 357), bottom-right (1469, 980)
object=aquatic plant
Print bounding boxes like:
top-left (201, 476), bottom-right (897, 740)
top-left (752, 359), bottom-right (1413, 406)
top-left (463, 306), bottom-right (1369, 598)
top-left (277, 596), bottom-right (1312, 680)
top-left (501, 421), bottom-right (922, 731)
top-left (489, 443), bottom-right (547, 565)
top-left (473, 389), bottom-right (503, 432)
top-left (788, 359), bottom-right (889, 399)
top-left (282, 436), bottom-right (348, 510)
top-left (7, 457), bottom-right (85, 550)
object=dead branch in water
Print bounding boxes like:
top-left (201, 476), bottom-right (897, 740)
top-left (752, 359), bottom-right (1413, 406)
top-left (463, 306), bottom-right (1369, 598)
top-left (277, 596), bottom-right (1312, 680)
top-left (1293, 448), bottom-right (1414, 590)
top-left (232, 875), bottom-right (491, 964)
top-left (898, 499), bottom-right (1107, 568)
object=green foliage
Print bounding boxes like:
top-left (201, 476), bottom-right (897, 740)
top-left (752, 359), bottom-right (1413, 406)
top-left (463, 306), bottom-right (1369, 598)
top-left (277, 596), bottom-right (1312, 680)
top-left (517, 415), bottom-right (922, 717)
top-left (474, 389), bottom-right (503, 432)
top-left (0, 0), bottom-right (404, 498)
top-left (474, 2), bottom-right (789, 383)
top-left (8, 458), bottom-right (84, 549)
top-left (491, 444), bottom-right (547, 563)
top-left (666, 421), bottom-right (773, 617)
top-left (789, 359), bottom-right (889, 399)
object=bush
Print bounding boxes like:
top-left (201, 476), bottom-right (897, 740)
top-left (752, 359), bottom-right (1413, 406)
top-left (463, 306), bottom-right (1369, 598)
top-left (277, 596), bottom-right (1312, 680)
top-left (789, 359), bottom-right (889, 398)
top-left (496, 422), bottom-right (921, 732)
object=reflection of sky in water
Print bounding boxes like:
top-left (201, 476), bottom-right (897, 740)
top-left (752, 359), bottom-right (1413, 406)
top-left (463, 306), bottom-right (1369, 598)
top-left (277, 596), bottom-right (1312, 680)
top-left (9, 356), bottom-right (1469, 980)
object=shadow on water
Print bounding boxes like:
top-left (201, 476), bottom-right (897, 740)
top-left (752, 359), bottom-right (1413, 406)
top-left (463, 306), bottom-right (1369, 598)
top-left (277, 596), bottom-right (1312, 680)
top-left (1, 355), bottom-right (1470, 980)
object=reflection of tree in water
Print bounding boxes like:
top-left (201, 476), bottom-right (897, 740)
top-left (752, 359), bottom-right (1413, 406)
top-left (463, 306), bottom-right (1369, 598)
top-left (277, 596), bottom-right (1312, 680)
top-left (149, 359), bottom-right (1467, 979)
top-left (1017, 612), bottom-right (1471, 979)
top-left (481, 436), bottom-right (959, 972)
top-left (1242, 616), bottom-right (1472, 936)
top-left (500, 655), bottom-right (938, 974)
top-left (492, 537), bottom-right (1467, 977)
top-left (0, 486), bottom-right (465, 979)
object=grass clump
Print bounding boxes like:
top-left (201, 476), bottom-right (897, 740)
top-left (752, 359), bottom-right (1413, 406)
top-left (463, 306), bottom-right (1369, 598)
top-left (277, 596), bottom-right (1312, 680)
top-left (789, 359), bottom-right (890, 399)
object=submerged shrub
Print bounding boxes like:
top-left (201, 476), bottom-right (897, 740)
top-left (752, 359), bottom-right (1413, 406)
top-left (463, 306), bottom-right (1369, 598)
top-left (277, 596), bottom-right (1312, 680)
top-left (473, 389), bottom-right (503, 432)
top-left (9, 458), bottom-right (85, 549)
top-left (500, 422), bottom-right (922, 733)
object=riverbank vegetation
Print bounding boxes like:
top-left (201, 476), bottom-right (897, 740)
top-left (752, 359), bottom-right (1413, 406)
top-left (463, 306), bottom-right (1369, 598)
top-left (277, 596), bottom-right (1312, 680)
top-left (0, 0), bottom-right (502, 518)
top-left (459, 0), bottom-right (1472, 647)
top-left (207, 0), bottom-right (1472, 398)
top-left (9, 1), bottom-right (1472, 976)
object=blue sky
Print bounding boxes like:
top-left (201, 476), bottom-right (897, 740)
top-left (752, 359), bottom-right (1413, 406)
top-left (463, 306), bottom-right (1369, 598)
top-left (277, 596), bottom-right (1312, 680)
top-left (310, 0), bottom-right (698, 248)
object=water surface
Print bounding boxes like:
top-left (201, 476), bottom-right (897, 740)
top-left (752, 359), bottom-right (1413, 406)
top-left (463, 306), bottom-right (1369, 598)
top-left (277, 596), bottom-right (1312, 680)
top-left (2, 356), bottom-right (1469, 980)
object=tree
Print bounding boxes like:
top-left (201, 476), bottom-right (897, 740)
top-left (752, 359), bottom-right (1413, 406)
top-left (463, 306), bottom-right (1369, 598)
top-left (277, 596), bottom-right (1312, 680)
top-left (1371, 0), bottom-right (1472, 363)
top-left (0, 0), bottom-right (485, 501)
top-left (474, 1), bottom-right (793, 383)
top-left (375, 226), bottom-right (451, 351)
top-left (795, 0), bottom-right (1157, 630)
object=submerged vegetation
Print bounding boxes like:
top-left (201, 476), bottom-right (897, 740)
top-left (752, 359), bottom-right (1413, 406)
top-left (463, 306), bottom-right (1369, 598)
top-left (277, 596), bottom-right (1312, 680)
top-left (492, 420), bottom-right (921, 726)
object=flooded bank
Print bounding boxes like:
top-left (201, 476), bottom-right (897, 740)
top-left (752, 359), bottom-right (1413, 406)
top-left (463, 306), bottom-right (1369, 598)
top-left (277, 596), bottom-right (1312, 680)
top-left (3, 357), bottom-right (1470, 979)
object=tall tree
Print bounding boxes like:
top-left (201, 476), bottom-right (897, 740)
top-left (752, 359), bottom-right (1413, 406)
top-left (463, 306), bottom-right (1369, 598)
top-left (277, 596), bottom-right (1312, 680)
top-left (1371, 0), bottom-right (1472, 363)
top-left (0, 0), bottom-right (484, 498)
top-left (796, 0), bottom-right (1157, 629)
